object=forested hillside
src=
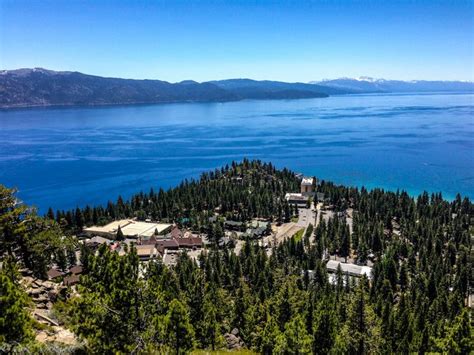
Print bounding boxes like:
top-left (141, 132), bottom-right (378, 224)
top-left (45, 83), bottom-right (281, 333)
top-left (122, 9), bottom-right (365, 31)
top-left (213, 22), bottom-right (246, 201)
top-left (0, 69), bottom-right (333, 108)
top-left (1, 160), bottom-right (472, 353)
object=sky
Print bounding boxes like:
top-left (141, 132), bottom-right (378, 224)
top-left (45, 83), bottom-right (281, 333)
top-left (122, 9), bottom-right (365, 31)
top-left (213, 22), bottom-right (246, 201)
top-left (1, 0), bottom-right (473, 82)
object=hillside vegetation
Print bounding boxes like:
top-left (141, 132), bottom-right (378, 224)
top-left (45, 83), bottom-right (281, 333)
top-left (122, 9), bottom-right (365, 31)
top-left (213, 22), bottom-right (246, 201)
top-left (0, 160), bottom-right (472, 353)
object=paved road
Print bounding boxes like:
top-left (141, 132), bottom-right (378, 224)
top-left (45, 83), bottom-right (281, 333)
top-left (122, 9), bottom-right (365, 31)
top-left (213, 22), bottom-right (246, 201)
top-left (296, 207), bottom-right (316, 228)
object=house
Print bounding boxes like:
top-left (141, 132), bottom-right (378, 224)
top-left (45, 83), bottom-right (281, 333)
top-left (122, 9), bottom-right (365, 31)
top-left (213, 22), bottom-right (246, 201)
top-left (69, 265), bottom-right (83, 275)
top-left (63, 274), bottom-right (80, 286)
top-left (47, 268), bottom-right (64, 280)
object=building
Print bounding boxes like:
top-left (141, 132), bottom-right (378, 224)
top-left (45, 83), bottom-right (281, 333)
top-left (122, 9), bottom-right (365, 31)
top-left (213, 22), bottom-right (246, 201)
top-left (47, 268), bottom-right (64, 280)
top-left (224, 220), bottom-right (245, 231)
top-left (325, 260), bottom-right (373, 279)
top-left (135, 245), bottom-right (159, 261)
top-left (84, 236), bottom-right (110, 249)
top-left (285, 192), bottom-right (309, 206)
top-left (84, 219), bottom-right (172, 239)
top-left (301, 177), bottom-right (315, 194)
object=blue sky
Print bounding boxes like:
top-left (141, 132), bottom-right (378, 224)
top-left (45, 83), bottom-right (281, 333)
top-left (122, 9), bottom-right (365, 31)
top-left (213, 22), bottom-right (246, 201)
top-left (1, 0), bottom-right (473, 82)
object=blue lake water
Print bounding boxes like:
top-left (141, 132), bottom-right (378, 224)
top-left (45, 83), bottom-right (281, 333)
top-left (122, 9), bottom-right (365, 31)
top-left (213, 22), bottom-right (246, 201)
top-left (1, 92), bottom-right (473, 213)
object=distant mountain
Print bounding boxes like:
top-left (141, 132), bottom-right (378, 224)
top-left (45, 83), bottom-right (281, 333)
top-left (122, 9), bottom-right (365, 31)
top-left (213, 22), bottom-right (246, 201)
top-left (0, 68), bottom-right (236, 108)
top-left (313, 77), bottom-right (474, 93)
top-left (210, 78), bottom-right (349, 98)
top-left (0, 68), bottom-right (334, 108)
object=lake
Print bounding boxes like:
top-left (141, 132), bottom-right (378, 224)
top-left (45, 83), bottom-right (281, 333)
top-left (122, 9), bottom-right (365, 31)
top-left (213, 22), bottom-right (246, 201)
top-left (1, 92), bottom-right (473, 213)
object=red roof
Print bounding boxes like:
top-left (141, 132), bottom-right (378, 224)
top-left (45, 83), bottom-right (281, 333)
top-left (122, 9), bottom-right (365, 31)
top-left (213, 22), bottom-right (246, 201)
top-left (170, 227), bottom-right (182, 239)
top-left (140, 235), bottom-right (158, 245)
top-left (176, 237), bottom-right (202, 248)
top-left (156, 239), bottom-right (179, 249)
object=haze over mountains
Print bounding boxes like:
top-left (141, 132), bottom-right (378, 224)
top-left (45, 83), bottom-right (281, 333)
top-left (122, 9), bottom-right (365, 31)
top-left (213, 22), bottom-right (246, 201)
top-left (0, 68), bottom-right (473, 108)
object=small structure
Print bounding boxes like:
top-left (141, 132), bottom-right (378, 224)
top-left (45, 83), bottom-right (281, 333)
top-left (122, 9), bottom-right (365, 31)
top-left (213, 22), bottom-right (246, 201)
top-left (46, 268), bottom-right (64, 280)
top-left (325, 260), bottom-right (373, 279)
top-left (69, 265), bottom-right (83, 275)
top-left (63, 274), bottom-right (80, 286)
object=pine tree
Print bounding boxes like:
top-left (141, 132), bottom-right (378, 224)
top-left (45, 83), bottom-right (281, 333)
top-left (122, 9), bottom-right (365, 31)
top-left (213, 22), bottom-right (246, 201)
top-left (164, 299), bottom-right (195, 354)
top-left (0, 270), bottom-right (34, 347)
top-left (116, 225), bottom-right (125, 241)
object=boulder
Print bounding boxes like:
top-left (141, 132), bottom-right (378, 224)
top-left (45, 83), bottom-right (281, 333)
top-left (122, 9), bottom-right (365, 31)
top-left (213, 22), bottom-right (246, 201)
top-left (42, 281), bottom-right (56, 290)
top-left (224, 332), bottom-right (245, 350)
top-left (29, 287), bottom-right (45, 296)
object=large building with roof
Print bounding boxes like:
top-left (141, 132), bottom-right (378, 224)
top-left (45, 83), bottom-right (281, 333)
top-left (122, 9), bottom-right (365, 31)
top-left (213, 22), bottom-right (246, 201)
top-left (325, 260), bottom-right (373, 279)
top-left (84, 219), bottom-right (172, 239)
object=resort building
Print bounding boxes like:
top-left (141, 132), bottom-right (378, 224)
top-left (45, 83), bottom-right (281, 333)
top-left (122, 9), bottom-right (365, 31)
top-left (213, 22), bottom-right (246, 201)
top-left (84, 219), bottom-right (172, 239)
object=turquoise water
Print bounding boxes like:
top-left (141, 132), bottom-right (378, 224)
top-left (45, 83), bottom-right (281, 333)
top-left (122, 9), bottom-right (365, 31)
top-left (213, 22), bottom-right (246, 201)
top-left (1, 92), bottom-right (473, 212)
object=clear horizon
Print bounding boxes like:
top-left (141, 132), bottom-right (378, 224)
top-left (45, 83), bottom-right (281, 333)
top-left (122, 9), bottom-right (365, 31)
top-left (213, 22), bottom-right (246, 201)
top-left (1, 0), bottom-right (473, 82)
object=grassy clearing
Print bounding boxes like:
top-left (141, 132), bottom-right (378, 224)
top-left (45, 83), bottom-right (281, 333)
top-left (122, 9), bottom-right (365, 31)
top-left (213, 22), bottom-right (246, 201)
top-left (292, 228), bottom-right (305, 242)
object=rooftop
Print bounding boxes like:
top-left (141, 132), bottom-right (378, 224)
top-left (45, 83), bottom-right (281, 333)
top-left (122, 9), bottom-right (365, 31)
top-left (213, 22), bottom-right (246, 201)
top-left (285, 193), bottom-right (309, 201)
top-left (301, 177), bottom-right (314, 186)
top-left (84, 219), bottom-right (172, 238)
top-left (326, 260), bottom-right (373, 279)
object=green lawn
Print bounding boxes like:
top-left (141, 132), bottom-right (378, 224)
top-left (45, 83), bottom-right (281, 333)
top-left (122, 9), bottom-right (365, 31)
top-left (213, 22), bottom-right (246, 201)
top-left (292, 228), bottom-right (305, 242)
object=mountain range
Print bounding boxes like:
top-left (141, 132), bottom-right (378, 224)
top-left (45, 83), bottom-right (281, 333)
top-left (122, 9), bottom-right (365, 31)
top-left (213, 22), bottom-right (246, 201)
top-left (0, 68), bottom-right (472, 108)
top-left (314, 77), bottom-right (474, 93)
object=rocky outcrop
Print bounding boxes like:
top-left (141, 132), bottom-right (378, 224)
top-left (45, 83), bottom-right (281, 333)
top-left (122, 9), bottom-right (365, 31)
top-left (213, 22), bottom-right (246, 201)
top-left (224, 328), bottom-right (245, 350)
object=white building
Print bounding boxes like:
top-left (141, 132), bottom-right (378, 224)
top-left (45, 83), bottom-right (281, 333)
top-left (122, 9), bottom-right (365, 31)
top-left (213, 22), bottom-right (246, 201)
top-left (84, 219), bottom-right (172, 239)
top-left (325, 260), bottom-right (373, 279)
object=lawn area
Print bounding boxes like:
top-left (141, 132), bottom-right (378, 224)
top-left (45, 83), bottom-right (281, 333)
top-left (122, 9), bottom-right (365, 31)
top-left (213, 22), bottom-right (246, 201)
top-left (292, 228), bottom-right (305, 242)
